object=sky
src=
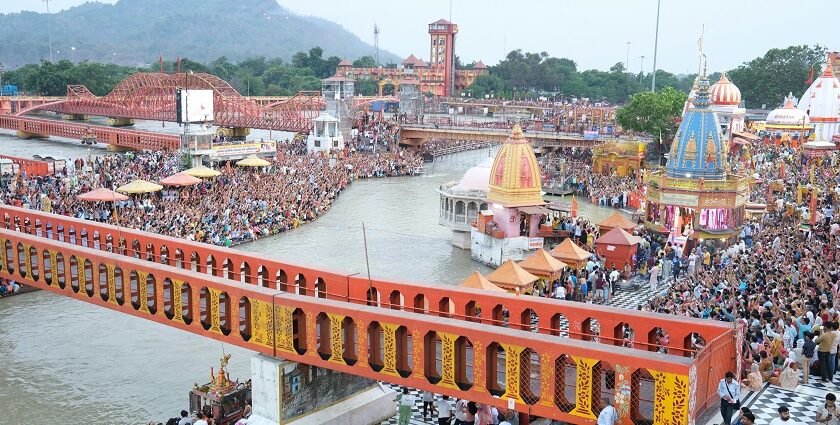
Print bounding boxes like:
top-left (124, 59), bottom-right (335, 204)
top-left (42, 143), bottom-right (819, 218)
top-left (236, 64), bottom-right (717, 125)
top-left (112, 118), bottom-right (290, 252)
top-left (3, 0), bottom-right (838, 74)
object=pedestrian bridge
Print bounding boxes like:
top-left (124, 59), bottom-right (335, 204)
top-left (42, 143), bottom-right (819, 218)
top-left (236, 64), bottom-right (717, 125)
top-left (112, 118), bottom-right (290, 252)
top-left (399, 125), bottom-right (605, 148)
top-left (0, 205), bottom-right (737, 424)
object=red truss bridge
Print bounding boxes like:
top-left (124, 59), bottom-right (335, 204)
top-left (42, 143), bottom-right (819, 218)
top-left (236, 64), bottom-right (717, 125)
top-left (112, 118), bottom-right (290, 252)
top-left (15, 73), bottom-right (324, 133)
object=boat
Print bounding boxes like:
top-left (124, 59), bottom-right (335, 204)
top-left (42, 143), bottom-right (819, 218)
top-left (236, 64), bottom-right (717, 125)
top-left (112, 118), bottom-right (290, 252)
top-left (188, 354), bottom-right (251, 425)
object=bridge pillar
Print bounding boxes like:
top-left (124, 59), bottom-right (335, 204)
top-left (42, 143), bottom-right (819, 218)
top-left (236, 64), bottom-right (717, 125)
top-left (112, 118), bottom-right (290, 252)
top-left (62, 114), bottom-right (88, 121)
top-left (106, 144), bottom-right (133, 152)
top-left (217, 127), bottom-right (251, 140)
top-left (249, 354), bottom-right (396, 425)
top-left (16, 130), bottom-right (49, 139)
top-left (107, 117), bottom-right (135, 127)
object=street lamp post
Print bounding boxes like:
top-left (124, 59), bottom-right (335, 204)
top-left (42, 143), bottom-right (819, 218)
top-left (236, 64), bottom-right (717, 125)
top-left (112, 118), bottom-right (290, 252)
top-left (626, 41), bottom-right (631, 72)
top-left (651, 0), bottom-right (661, 92)
top-left (43, 0), bottom-right (54, 63)
top-left (71, 47), bottom-right (76, 63)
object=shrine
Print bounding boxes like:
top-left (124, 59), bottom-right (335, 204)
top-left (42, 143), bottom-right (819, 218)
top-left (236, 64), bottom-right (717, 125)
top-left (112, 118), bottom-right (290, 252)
top-left (591, 140), bottom-right (646, 177)
top-left (643, 66), bottom-right (750, 242)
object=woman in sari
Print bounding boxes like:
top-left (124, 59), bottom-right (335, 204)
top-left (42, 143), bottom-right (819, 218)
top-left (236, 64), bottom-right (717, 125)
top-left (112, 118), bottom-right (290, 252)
top-left (741, 363), bottom-right (764, 392)
top-left (778, 358), bottom-right (800, 389)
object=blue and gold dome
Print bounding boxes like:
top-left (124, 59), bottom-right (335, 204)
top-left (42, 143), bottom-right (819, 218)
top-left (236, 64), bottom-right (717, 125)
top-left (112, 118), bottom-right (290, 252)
top-left (666, 71), bottom-right (727, 179)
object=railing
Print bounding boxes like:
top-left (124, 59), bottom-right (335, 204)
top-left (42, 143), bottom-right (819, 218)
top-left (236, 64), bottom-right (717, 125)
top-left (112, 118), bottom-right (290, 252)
top-left (0, 223), bottom-right (705, 424)
top-left (0, 205), bottom-right (731, 359)
top-left (0, 115), bottom-right (180, 150)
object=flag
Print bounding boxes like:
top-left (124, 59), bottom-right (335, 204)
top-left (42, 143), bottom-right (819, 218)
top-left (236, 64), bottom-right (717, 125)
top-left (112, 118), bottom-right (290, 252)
top-left (804, 65), bottom-right (815, 85)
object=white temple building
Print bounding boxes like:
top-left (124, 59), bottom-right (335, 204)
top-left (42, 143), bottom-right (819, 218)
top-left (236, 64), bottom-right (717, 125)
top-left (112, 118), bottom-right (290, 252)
top-left (798, 61), bottom-right (840, 142)
top-left (437, 158), bottom-right (490, 248)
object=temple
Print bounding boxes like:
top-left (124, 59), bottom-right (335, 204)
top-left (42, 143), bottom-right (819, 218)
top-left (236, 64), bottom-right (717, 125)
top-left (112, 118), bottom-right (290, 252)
top-left (763, 93), bottom-right (813, 147)
top-left (798, 57), bottom-right (840, 142)
top-left (709, 73), bottom-right (746, 141)
top-left (644, 66), bottom-right (750, 243)
top-left (470, 125), bottom-right (547, 266)
top-left (336, 19), bottom-right (487, 97)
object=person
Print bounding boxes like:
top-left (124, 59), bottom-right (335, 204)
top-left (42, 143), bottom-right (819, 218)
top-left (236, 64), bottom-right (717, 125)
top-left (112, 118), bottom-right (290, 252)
top-left (422, 390), bottom-right (435, 420)
top-left (436, 395), bottom-right (453, 425)
top-left (816, 324), bottom-right (837, 382)
top-left (769, 406), bottom-right (794, 425)
top-left (453, 398), bottom-right (467, 425)
top-left (816, 393), bottom-right (839, 425)
top-left (732, 407), bottom-right (753, 425)
top-left (740, 412), bottom-right (756, 425)
top-left (740, 363), bottom-right (763, 392)
top-left (597, 397), bottom-right (617, 425)
top-left (465, 401), bottom-right (477, 425)
top-left (194, 412), bottom-right (209, 425)
top-left (234, 405), bottom-right (251, 425)
top-left (778, 359), bottom-right (800, 389)
top-left (396, 387), bottom-right (415, 425)
top-left (178, 410), bottom-right (194, 425)
top-left (649, 263), bottom-right (660, 292)
top-left (803, 332), bottom-right (817, 384)
top-left (718, 371), bottom-right (740, 425)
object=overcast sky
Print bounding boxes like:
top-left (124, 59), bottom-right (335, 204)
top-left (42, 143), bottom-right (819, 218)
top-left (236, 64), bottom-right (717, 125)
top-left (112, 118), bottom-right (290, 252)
top-left (4, 0), bottom-right (838, 73)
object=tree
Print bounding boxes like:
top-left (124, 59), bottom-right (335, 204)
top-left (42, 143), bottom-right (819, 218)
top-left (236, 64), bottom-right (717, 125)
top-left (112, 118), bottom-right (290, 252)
top-left (616, 86), bottom-right (686, 161)
top-left (352, 56), bottom-right (376, 68)
top-left (728, 44), bottom-right (827, 108)
top-left (355, 79), bottom-right (377, 96)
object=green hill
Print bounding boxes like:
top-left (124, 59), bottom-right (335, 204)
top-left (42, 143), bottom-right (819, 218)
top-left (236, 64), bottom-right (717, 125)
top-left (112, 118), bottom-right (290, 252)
top-left (0, 0), bottom-right (400, 69)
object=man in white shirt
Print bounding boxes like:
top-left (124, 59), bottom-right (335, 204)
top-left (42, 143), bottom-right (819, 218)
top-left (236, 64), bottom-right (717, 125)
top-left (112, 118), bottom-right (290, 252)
top-left (718, 371), bottom-right (740, 425)
top-left (597, 397), bottom-right (617, 425)
top-left (769, 406), bottom-right (798, 425)
top-left (435, 395), bottom-right (452, 425)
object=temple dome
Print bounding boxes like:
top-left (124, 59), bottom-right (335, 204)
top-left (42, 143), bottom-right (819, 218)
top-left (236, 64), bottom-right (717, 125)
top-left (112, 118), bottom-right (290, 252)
top-left (666, 71), bottom-right (727, 179)
top-left (453, 158), bottom-right (492, 192)
top-left (798, 60), bottom-right (840, 141)
top-left (487, 125), bottom-right (545, 207)
top-left (710, 73), bottom-right (741, 106)
top-left (766, 93), bottom-right (809, 126)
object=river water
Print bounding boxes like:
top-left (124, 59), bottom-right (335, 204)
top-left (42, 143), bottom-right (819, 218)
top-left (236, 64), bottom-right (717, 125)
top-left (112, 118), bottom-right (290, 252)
top-left (0, 123), bottom-right (619, 424)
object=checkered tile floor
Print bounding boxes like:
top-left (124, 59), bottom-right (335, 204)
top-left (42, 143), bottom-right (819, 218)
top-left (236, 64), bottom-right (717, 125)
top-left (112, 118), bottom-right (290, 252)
top-left (377, 278), bottom-right (668, 424)
top-left (741, 371), bottom-right (840, 425)
top-left (379, 385), bottom-right (451, 425)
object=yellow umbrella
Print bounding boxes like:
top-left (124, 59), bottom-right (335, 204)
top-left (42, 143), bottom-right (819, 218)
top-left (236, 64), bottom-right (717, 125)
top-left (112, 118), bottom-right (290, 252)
top-left (116, 179), bottom-right (164, 194)
top-left (236, 155), bottom-right (271, 167)
top-left (183, 165), bottom-right (221, 178)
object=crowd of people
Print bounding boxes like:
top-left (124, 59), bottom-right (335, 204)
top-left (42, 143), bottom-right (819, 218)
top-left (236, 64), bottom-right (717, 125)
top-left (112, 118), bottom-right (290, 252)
top-left (0, 145), bottom-right (423, 247)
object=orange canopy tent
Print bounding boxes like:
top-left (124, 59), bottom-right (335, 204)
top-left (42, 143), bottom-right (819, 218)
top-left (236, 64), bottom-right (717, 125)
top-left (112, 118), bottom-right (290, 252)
top-left (549, 238), bottom-right (591, 269)
top-left (597, 211), bottom-right (637, 234)
top-left (459, 271), bottom-right (507, 293)
top-left (486, 260), bottom-right (539, 294)
top-left (594, 227), bottom-right (642, 271)
top-left (518, 248), bottom-right (567, 280)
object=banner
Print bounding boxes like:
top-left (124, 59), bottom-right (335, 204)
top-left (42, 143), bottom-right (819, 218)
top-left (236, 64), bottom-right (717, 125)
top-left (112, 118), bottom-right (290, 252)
top-left (209, 141), bottom-right (277, 158)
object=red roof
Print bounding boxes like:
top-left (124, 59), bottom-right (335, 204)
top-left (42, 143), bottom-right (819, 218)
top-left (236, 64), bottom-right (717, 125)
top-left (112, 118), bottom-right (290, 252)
top-left (403, 54), bottom-right (421, 65)
top-left (415, 59), bottom-right (428, 67)
top-left (430, 19), bottom-right (453, 25)
top-left (595, 227), bottom-right (642, 246)
top-left (337, 59), bottom-right (352, 67)
top-left (473, 60), bottom-right (487, 69)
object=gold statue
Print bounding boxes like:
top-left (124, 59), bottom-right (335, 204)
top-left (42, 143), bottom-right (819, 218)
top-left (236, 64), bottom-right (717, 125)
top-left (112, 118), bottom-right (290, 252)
top-left (220, 353), bottom-right (232, 370)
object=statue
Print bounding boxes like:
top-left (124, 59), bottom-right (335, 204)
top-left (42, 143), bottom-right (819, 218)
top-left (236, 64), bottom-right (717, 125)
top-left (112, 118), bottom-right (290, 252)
top-left (220, 353), bottom-right (232, 370)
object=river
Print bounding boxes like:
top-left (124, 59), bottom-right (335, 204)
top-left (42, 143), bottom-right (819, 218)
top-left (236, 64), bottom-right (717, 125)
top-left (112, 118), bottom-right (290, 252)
top-left (0, 125), bottom-right (620, 424)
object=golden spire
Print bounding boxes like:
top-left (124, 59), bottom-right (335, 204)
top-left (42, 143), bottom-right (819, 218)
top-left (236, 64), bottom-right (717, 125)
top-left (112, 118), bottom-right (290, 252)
top-left (511, 124), bottom-right (523, 138)
top-left (684, 134), bottom-right (697, 161)
top-left (706, 134), bottom-right (717, 162)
